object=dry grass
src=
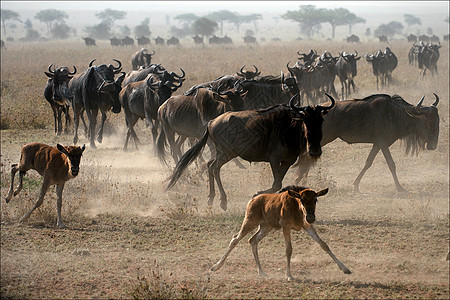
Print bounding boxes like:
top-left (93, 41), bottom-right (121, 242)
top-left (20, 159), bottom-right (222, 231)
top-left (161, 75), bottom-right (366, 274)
top-left (0, 40), bottom-right (449, 299)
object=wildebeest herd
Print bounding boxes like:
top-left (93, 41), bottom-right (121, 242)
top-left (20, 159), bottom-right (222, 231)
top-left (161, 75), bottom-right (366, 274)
top-left (4, 39), bottom-right (447, 282)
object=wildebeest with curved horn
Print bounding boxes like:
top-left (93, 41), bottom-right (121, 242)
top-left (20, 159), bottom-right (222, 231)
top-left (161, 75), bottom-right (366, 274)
top-left (68, 59), bottom-right (125, 148)
top-left (166, 93), bottom-right (335, 211)
top-left (335, 50), bottom-right (360, 99)
top-left (418, 42), bottom-right (441, 77)
top-left (156, 82), bottom-right (247, 165)
top-left (44, 64), bottom-right (77, 135)
top-left (236, 65), bottom-right (261, 80)
top-left (119, 73), bottom-right (183, 151)
top-left (131, 48), bottom-right (155, 70)
top-left (295, 93), bottom-right (440, 193)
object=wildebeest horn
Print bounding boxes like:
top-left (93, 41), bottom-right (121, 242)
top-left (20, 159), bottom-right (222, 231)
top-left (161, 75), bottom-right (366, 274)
top-left (238, 65), bottom-right (246, 76)
top-left (431, 93), bottom-right (439, 107)
top-left (48, 64), bottom-right (56, 74)
top-left (354, 50), bottom-right (359, 58)
top-left (416, 95), bottom-right (425, 108)
top-left (317, 93), bottom-right (336, 110)
top-left (151, 50), bottom-right (155, 55)
top-left (233, 80), bottom-right (245, 93)
top-left (253, 65), bottom-right (260, 75)
top-left (112, 59), bottom-right (122, 73)
top-left (289, 93), bottom-right (304, 111)
top-left (88, 59), bottom-right (96, 67)
top-left (172, 68), bottom-right (185, 79)
top-left (68, 66), bottom-right (77, 75)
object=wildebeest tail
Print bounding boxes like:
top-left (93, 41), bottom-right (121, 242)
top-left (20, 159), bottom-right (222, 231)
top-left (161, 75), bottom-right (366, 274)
top-left (166, 129), bottom-right (209, 190)
top-left (156, 124), bottom-right (169, 165)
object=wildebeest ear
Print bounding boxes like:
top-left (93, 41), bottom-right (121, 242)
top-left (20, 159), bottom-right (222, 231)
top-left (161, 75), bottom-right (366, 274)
top-left (44, 71), bottom-right (54, 78)
top-left (356, 56), bottom-right (361, 60)
top-left (212, 93), bottom-right (229, 103)
top-left (287, 190), bottom-right (301, 199)
top-left (57, 144), bottom-right (69, 155)
top-left (81, 144), bottom-right (86, 152)
top-left (316, 188), bottom-right (329, 197)
top-left (115, 73), bottom-right (125, 86)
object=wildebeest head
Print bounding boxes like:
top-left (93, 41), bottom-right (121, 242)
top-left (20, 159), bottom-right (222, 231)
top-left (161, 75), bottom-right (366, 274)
top-left (237, 65), bottom-right (261, 80)
top-left (406, 94), bottom-right (440, 151)
top-left (287, 188), bottom-right (328, 224)
top-left (146, 75), bottom-right (183, 106)
top-left (57, 144), bottom-right (85, 177)
top-left (289, 93), bottom-right (335, 157)
top-left (45, 64), bottom-right (77, 104)
top-left (213, 81), bottom-right (247, 111)
top-left (340, 51), bottom-right (360, 76)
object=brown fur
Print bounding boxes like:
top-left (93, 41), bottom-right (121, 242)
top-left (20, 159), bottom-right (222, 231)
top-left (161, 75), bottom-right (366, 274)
top-left (5, 143), bottom-right (85, 228)
top-left (211, 186), bottom-right (351, 281)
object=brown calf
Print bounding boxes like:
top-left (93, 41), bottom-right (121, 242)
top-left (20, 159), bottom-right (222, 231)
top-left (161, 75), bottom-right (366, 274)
top-left (5, 143), bottom-right (85, 228)
top-left (210, 186), bottom-right (351, 281)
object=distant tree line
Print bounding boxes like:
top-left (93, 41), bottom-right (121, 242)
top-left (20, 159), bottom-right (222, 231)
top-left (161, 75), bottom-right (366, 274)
top-left (0, 6), bottom-right (447, 42)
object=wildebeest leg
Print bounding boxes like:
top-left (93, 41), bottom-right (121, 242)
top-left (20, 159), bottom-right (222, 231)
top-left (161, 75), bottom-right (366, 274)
top-left (85, 108), bottom-right (98, 148)
top-left (283, 227), bottom-right (294, 281)
top-left (249, 224), bottom-right (272, 277)
top-left (256, 159), bottom-right (292, 195)
top-left (5, 164), bottom-right (19, 203)
top-left (19, 176), bottom-right (51, 224)
top-left (56, 106), bottom-right (64, 136)
top-left (380, 146), bottom-right (407, 193)
top-left (208, 154), bottom-right (232, 210)
top-left (56, 184), bottom-right (66, 228)
top-left (376, 76), bottom-right (379, 90)
top-left (353, 145), bottom-right (380, 193)
top-left (97, 110), bottom-right (107, 144)
top-left (80, 109), bottom-right (88, 137)
top-left (210, 218), bottom-right (258, 272)
top-left (124, 114), bottom-right (140, 151)
top-left (72, 105), bottom-right (83, 145)
top-left (232, 158), bottom-right (246, 169)
top-left (303, 223), bottom-right (351, 274)
top-left (63, 105), bottom-right (71, 134)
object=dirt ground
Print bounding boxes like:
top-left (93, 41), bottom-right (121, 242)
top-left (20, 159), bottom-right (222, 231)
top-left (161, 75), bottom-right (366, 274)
top-left (1, 41), bottom-right (449, 299)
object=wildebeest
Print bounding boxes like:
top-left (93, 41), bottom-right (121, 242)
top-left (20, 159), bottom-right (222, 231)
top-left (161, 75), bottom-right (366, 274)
top-left (68, 59), bottom-right (125, 148)
top-left (137, 36), bottom-right (150, 46)
top-left (378, 35), bottom-right (389, 43)
top-left (154, 36), bottom-right (165, 45)
top-left (166, 94), bottom-right (335, 210)
top-left (121, 36), bottom-right (134, 46)
top-left (110, 37), bottom-right (122, 47)
top-left (419, 34), bottom-right (430, 43)
top-left (295, 94), bottom-right (440, 193)
top-left (120, 73), bottom-right (183, 151)
top-left (408, 42), bottom-right (421, 66)
top-left (243, 35), bottom-right (257, 45)
top-left (235, 65), bottom-right (261, 80)
top-left (131, 48), bottom-right (155, 70)
top-left (210, 186), bottom-right (351, 280)
top-left (123, 65), bottom-right (185, 89)
top-left (417, 42), bottom-right (441, 76)
top-left (335, 51), bottom-right (361, 98)
top-left (346, 34), bottom-right (360, 43)
top-left (156, 82), bottom-right (247, 164)
top-left (192, 34), bottom-right (204, 46)
top-left (44, 64), bottom-right (77, 135)
top-left (365, 49), bottom-right (394, 89)
top-left (209, 35), bottom-right (233, 45)
top-left (5, 143), bottom-right (85, 228)
top-left (82, 37), bottom-right (96, 46)
top-left (407, 34), bottom-right (417, 43)
top-left (167, 36), bottom-right (180, 46)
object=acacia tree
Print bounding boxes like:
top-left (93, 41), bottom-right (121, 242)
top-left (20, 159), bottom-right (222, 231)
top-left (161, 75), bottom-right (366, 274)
top-left (174, 13), bottom-right (198, 29)
top-left (206, 10), bottom-right (236, 35)
top-left (404, 14), bottom-right (421, 29)
top-left (35, 9), bottom-right (68, 32)
top-left (326, 8), bottom-right (351, 39)
top-left (95, 8), bottom-right (126, 27)
top-left (134, 18), bottom-right (151, 37)
top-left (190, 17), bottom-right (218, 38)
top-left (346, 14), bottom-right (365, 34)
top-left (374, 21), bottom-right (404, 38)
top-left (229, 13), bottom-right (262, 34)
top-left (281, 5), bottom-right (327, 39)
top-left (1, 9), bottom-right (21, 35)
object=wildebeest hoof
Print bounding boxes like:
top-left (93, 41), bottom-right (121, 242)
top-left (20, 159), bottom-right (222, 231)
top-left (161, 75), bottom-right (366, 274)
top-left (220, 200), bottom-right (227, 211)
top-left (343, 268), bottom-right (352, 274)
top-left (57, 223), bottom-right (67, 229)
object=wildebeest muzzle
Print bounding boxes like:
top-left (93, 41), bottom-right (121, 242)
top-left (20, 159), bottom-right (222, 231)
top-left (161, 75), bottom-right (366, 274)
top-left (306, 213), bottom-right (316, 224)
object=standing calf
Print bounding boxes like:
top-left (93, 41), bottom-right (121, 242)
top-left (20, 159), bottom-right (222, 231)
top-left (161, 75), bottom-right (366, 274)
top-left (5, 143), bottom-right (85, 228)
top-left (211, 186), bottom-right (351, 281)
